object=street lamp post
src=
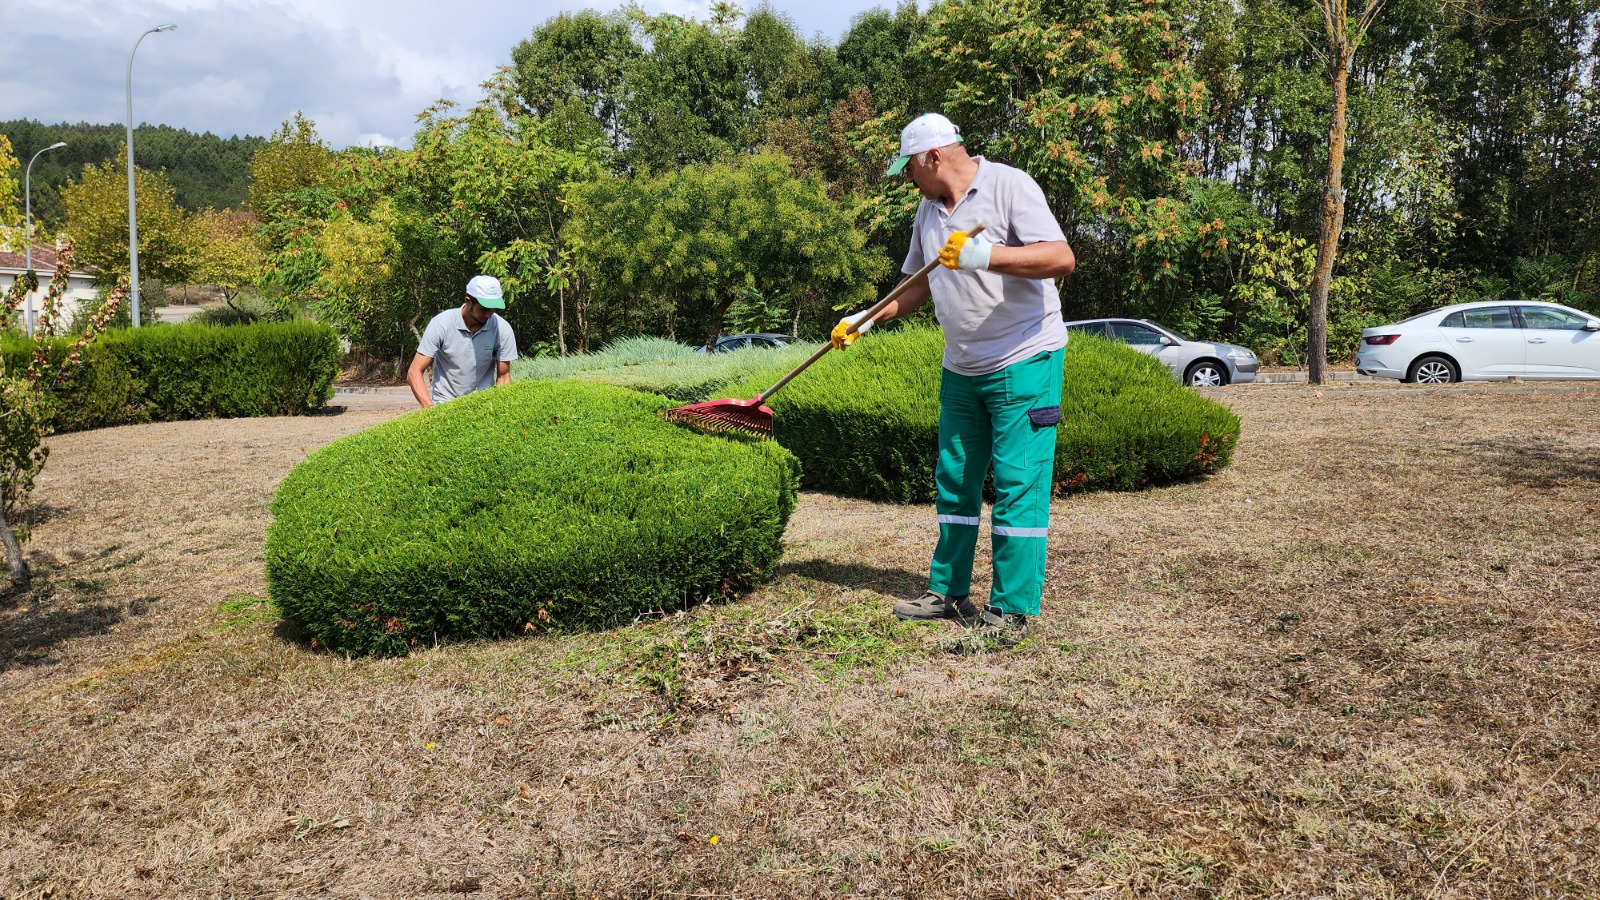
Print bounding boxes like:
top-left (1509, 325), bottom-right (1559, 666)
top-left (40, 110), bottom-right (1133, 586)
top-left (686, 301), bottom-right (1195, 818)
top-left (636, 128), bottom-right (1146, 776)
top-left (24, 141), bottom-right (67, 338)
top-left (126, 23), bottom-right (176, 329)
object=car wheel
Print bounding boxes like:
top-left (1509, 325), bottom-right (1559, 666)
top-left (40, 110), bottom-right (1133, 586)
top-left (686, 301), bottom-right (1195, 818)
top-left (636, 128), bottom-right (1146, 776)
top-left (1185, 360), bottom-right (1228, 387)
top-left (1406, 355), bottom-right (1458, 384)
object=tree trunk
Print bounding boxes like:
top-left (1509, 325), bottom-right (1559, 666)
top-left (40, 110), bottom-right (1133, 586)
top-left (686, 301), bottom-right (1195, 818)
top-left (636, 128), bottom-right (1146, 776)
top-left (0, 502), bottom-right (31, 593)
top-left (1308, 52), bottom-right (1351, 386)
top-left (705, 297), bottom-right (738, 350)
top-left (576, 290), bottom-right (590, 354)
top-left (558, 288), bottom-right (567, 357)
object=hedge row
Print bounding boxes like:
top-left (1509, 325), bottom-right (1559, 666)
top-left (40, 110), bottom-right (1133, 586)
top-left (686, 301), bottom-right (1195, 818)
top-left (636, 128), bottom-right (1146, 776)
top-left (1, 321), bottom-right (342, 431)
top-left (719, 326), bottom-right (1241, 502)
top-left (266, 380), bottom-right (801, 656)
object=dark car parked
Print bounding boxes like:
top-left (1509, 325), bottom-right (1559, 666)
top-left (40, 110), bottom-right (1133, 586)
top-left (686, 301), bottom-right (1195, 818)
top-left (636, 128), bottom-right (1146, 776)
top-left (695, 333), bottom-right (792, 354)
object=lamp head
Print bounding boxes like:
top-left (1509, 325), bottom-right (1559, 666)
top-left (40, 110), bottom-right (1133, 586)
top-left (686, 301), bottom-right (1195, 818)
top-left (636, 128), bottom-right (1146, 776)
top-left (154, 23), bottom-right (177, 31)
top-left (48, 142), bottom-right (66, 151)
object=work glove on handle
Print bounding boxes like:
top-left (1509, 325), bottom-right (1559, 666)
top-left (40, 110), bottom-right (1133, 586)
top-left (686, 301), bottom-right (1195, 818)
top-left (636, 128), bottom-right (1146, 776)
top-left (939, 230), bottom-right (994, 271)
top-left (830, 309), bottom-right (875, 350)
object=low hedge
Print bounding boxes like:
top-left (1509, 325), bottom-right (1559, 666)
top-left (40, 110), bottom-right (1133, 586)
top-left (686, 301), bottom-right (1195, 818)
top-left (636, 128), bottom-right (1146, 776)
top-left (721, 326), bottom-right (1241, 502)
top-left (266, 380), bottom-right (801, 656)
top-left (1, 320), bottom-right (341, 431)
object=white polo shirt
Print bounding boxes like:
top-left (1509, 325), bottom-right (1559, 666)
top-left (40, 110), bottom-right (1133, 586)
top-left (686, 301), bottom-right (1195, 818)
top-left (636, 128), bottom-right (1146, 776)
top-left (903, 157), bottom-right (1069, 376)
top-left (416, 307), bottom-right (518, 403)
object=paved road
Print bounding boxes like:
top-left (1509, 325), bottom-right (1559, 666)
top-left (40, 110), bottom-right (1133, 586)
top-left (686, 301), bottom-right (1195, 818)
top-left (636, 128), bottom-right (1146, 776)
top-left (153, 304), bottom-right (208, 324)
top-left (329, 385), bottom-right (416, 412)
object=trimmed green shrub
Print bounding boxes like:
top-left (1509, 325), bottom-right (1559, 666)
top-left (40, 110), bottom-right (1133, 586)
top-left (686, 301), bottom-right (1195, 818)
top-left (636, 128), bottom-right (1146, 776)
top-left (514, 335), bottom-right (817, 402)
top-left (721, 326), bottom-right (1241, 501)
top-left (266, 380), bottom-right (801, 656)
top-left (114, 321), bottom-right (340, 419)
top-left (1, 320), bottom-right (341, 431)
top-left (1, 336), bottom-right (143, 433)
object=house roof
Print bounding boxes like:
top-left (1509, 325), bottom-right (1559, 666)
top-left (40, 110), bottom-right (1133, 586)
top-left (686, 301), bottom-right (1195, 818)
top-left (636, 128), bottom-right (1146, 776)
top-left (0, 242), bottom-right (96, 276)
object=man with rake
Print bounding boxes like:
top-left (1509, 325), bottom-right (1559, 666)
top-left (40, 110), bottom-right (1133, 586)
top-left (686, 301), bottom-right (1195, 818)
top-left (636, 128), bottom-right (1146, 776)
top-left (832, 113), bottom-right (1076, 653)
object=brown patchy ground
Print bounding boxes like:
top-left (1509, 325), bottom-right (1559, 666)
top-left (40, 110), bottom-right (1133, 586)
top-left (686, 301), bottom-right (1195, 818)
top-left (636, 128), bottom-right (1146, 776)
top-left (2, 383), bottom-right (1598, 899)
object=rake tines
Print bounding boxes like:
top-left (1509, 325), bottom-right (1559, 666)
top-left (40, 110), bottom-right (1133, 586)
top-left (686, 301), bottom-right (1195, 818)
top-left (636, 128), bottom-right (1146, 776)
top-left (664, 396), bottom-right (775, 438)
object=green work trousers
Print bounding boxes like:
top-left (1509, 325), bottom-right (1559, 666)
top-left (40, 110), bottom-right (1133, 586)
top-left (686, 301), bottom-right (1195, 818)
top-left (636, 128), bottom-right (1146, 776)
top-left (929, 348), bottom-right (1064, 616)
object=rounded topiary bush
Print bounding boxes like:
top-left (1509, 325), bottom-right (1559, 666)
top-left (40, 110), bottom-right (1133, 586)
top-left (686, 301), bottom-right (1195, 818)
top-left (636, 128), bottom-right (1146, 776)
top-left (266, 381), bottom-right (800, 656)
top-left (723, 325), bottom-right (1240, 502)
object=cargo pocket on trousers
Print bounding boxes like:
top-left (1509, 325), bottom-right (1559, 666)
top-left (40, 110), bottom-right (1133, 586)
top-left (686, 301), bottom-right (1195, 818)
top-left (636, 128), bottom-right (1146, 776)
top-left (1028, 406), bottom-right (1061, 427)
top-left (1027, 405), bottom-right (1061, 468)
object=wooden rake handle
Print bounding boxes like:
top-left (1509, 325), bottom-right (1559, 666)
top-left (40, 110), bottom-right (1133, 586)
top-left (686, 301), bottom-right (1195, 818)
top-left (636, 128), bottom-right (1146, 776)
top-left (756, 223), bottom-right (988, 404)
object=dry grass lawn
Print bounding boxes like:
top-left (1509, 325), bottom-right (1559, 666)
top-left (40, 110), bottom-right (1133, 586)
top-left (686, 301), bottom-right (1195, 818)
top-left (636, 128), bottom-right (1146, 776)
top-left (2, 383), bottom-right (1597, 898)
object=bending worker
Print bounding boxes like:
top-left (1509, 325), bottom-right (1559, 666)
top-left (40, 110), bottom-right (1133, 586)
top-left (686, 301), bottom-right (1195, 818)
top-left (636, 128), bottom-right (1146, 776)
top-left (408, 275), bottom-right (519, 409)
top-left (832, 112), bottom-right (1075, 652)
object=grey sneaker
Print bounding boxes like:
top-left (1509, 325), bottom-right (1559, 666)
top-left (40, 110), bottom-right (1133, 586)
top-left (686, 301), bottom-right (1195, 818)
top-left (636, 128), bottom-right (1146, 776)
top-left (893, 590), bottom-right (978, 622)
top-left (947, 606), bottom-right (1030, 655)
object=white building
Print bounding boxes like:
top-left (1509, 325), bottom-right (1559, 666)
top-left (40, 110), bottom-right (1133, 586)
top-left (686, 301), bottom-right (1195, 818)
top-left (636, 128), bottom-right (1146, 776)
top-left (0, 241), bottom-right (99, 335)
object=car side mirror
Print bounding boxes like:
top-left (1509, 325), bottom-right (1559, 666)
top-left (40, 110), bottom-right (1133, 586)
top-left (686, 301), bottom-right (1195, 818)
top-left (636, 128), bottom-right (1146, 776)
top-left (1584, 320), bottom-right (1600, 332)
top-left (1160, 336), bottom-right (1178, 347)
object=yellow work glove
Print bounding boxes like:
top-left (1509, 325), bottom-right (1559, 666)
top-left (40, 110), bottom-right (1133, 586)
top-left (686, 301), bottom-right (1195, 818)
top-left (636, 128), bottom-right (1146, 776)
top-left (830, 309), bottom-right (875, 349)
top-left (939, 230), bottom-right (994, 270)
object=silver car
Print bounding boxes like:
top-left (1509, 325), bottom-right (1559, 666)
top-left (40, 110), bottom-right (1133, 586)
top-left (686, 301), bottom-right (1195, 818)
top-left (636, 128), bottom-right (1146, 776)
top-left (1065, 318), bottom-right (1259, 386)
top-left (1356, 300), bottom-right (1600, 383)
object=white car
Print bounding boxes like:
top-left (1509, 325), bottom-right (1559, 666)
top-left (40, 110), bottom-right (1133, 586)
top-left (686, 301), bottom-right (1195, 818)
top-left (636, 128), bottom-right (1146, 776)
top-left (1065, 318), bottom-right (1258, 386)
top-left (1356, 301), bottom-right (1600, 383)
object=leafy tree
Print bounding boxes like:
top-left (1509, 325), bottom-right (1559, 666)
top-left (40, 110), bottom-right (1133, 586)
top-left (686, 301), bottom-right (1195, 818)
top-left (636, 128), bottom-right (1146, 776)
top-left (310, 201), bottom-right (411, 360)
top-left (398, 83), bottom-right (608, 356)
top-left (1423, 0), bottom-right (1600, 309)
top-left (60, 150), bottom-right (194, 286)
top-left (620, 5), bottom-right (757, 170)
top-left (249, 113), bottom-right (335, 223)
top-left (188, 209), bottom-right (265, 307)
top-left (915, 0), bottom-right (1216, 318)
top-left (1302, 0), bottom-right (1391, 383)
top-left (509, 10), bottom-right (640, 151)
top-left (565, 151), bottom-right (888, 348)
top-left (831, 2), bottom-right (938, 118)
top-left (0, 135), bottom-right (20, 228)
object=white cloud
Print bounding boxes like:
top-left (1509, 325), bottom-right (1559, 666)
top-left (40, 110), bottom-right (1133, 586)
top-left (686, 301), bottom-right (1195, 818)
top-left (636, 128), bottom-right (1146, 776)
top-left (1, 0), bottom-right (889, 149)
top-left (156, 76), bottom-right (265, 122)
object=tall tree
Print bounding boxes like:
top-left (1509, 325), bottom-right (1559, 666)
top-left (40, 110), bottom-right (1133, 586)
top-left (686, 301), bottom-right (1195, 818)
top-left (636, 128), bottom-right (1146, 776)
top-left (830, 2), bottom-right (937, 118)
top-left (508, 10), bottom-right (640, 151)
top-left (916, 0), bottom-right (1215, 320)
top-left (565, 151), bottom-right (887, 347)
top-left (249, 113), bottom-right (335, 222)
top-left (0, 135), bottom-right (21, 229)
top-left (188, 209), bottom-right (265, 306)
top-left (1306, 0), bottom-right (1389, 383)
top-left (399, 82), bottom-right (608, 356)
top-left (60, 150), bottom-right (194, 285)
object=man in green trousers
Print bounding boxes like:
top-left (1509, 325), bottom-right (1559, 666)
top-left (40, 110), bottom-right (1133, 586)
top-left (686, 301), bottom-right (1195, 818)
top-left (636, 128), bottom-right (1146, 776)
top-left (832, 112), bottom-right (1076, 652)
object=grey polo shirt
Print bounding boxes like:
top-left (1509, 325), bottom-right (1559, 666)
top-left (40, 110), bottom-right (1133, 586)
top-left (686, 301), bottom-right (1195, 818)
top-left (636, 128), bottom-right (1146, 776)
top-left (416, 307), bottom-right (518, 403)
top-left (903, 157), bottom-right (1069, 376)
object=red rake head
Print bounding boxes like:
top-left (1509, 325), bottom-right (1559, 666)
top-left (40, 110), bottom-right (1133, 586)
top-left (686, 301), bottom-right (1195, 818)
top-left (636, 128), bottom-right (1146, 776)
top-left (664, 395), bottom-right (775, 438)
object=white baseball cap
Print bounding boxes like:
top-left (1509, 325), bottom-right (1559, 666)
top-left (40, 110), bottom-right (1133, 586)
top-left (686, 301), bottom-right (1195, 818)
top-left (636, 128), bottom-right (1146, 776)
top-left (886, 113), bottom-right (963, 176)
top-left (464, 275), bottom-right (505, 309)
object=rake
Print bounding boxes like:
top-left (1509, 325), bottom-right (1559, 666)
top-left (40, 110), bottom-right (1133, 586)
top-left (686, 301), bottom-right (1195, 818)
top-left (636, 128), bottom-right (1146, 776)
top-left (666, 224), bottom-right (988, 438)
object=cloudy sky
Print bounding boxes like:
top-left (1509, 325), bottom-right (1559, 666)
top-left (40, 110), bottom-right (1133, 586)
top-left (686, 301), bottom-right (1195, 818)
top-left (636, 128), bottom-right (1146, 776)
top-left (4, 0), bottom-right (897, 150)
